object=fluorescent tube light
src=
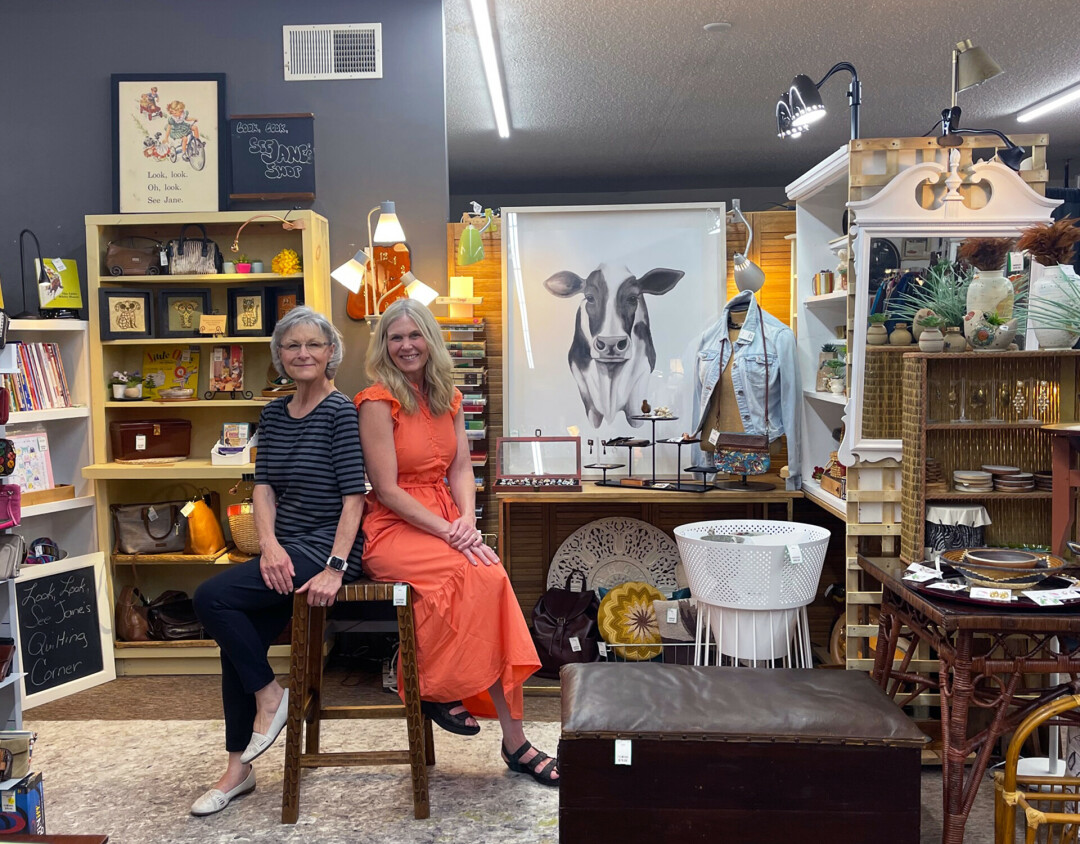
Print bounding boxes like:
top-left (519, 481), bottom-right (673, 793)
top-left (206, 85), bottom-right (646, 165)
top-left (468, 0), bottom-right (510, 138)
top-left (1017, 81), bottom-right (1080, 123)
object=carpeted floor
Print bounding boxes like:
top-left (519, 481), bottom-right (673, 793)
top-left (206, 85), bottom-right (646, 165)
top-left (25, 671), bottom-right (1000, 843)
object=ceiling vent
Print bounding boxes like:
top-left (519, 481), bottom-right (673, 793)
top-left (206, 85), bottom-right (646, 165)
top-left (283, 23), bottom-right (382, 81)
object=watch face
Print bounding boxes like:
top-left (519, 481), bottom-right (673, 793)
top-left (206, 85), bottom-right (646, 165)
top-left (327, 555), bottom-right (347, 571)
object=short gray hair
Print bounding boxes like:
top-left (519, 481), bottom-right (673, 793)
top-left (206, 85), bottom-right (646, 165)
top-left (270, 306), bottom-right (344, 379)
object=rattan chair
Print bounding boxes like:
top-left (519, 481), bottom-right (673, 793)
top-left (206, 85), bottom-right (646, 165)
top-left (995, 694), bottom-right (1080, 844)
top-left (281, 579), bottom-right (434, 823)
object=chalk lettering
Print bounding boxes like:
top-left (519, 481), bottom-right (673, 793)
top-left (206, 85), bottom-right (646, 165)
top-left (235, 121), bottom-right (261, 134)
top-left (264, 122), bottom-right (288, 134)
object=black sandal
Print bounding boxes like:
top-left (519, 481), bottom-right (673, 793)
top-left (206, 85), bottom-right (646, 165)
top-left (501, 740), bottom-right (560, 787)
top-left (420, 700), bottom-right (480, 736)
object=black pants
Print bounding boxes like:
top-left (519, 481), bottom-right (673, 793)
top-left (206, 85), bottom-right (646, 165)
top-left (193, 551), bottom-right (322, 752)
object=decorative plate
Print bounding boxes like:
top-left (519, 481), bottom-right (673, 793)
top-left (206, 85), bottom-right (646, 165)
top-left (597, 581), bottom-right (664, 661)
top-left (547, 517), bottom-right (681, 592)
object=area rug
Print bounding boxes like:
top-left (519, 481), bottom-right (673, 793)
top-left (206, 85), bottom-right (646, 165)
top-left (24, 719), bottom-right (561, 844)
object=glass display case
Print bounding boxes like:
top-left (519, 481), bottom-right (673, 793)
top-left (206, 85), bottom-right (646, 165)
top-left (495, 435), bottom-right (581, 491)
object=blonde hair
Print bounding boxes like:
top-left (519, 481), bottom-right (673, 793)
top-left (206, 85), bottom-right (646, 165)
top-left (366, 299), bottom-right (455, 416)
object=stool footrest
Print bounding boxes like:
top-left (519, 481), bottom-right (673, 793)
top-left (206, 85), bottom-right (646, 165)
top-left (320, 704), bottom-right (406, 720)
top-left (300, 750), bottom-right (411, 768)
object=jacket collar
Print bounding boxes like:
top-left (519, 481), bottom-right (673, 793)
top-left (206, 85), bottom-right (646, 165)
top-left (720, 291), bottom-right (763, 346)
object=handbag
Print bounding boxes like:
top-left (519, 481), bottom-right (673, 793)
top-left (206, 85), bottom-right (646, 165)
top-left (698, 315), bottom-right (772, 476)
top-left (111, 500), bottom-right (189, 555)
top-left (0, 486), bottom-right (21, 530)
top-left (0, 439), bottom-right (15, 476)
top-left (531, 570), bottom-right (602, 679)
top-left (165, 224), bottom-right (223, 275)
top-left (0, 733), bottom-right (34, 781)
top-left (185, 497), bottom-right (226, 556)
top-left (0, 534), bottom-right (25, 579)
top-left (116, 585), bottom-right (150, 642)
top-left (0, 386), bottom-right (9, 425)
top-left (148, 590), bottom-right (204, 640)
top-left (105, 236), bottom-right (164, 276)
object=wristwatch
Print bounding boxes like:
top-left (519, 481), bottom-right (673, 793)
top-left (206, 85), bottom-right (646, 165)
top-left (324, 555), bottom-right (347, 574)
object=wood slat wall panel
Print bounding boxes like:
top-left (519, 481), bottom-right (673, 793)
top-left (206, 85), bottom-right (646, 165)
top-left (725, 211), bottom-right (795, 327)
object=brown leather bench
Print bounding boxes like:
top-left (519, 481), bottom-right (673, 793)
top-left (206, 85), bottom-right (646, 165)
top-left (559, 663), bottom-right (927, 843)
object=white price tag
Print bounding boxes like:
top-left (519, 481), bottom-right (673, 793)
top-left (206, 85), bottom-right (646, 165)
top-left (180, 501), bottom-right (195, 517)
top-left (146, 506), bottom-right (158, 522)
top-left (135, 434), bottom-right (147, 451)
top-left (598, 642), bottom-right (608, 657)
top-left (160, 250), bottom-right (169, 265)
top-left (926, 581), bottom-right (967, 592)
top-left (392, 583), bottom-right (407, 606)
top-left (666, 607), bottom-right (679, 624)
top-left (181, 349), bottom-right (191, 363)
top-left (708, 429), bottom-right (720, 446)
top-left (1008, 251), bottom-right (1024, 273)
top-left (569, 636), bottom-right (582, 653)
top-left (1024, 591), bottom-right (1065, 607)
top-left (903, 563), bottom-right (940, 583)
top-left (970, 586), bottom-right (1013, 602)
top-left (38, 435), bottom-right (48, 451)
top-left (614, 739), bottom-right (632, 766)
top-left (52, 258), bottom-right (67, 272)
top-left (787, 544), bottom-right (803, 566)
top-left (741, 329), bottom-right (756, 344)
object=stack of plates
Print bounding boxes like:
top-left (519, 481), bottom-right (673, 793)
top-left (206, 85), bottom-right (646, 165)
top-left (1035, 471), bottom-right (1054, 492)
top-left (926, 458), bottom-right (947, 494)
top-left (953, 469), bottom-right (993, 492)
top-left (994, 472), bottom-right (1035, 493)
top-left (982, 464), bottom-right (1019, 477)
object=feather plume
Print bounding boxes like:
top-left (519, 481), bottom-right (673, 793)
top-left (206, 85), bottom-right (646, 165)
top-left (1017, 218), bottom-right (1080, 267)
top-left (957, 237), bottom-right (1014, 272)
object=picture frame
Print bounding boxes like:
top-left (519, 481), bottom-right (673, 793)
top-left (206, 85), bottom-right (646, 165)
top-left (501, 203), bottom-right (726, 478)
top-left (268, 283), bottom-right (304, 331)
top-left (156, 287), bottom-right (211, 338)
top-left (98, 288), bottom-right (154, 340)
top-left (111, 73), bottom-right (227, 213)
top-left (227, 287), bottom-right (267, 336)
top-left (901, 237), bottom-right (930, 259)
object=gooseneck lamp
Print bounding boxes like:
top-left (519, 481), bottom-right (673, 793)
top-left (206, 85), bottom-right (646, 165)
top-left (777, 62), bottom-right (861, 141)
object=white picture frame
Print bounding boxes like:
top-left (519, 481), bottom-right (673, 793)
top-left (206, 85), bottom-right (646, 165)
top-left (501, 203), bottom-right (726, 478)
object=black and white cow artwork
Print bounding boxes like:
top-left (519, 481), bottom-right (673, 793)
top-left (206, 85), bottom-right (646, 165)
top-left (544, 264), bottom-right (684, 428)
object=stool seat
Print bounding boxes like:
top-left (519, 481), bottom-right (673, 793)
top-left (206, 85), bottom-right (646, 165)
top-left (282, 578), bottom-right (434, 823)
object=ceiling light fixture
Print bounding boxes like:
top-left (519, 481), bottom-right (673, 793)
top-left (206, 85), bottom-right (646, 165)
top-left (468, 0), bottom-right (510, 138)
top-left (1017, 80), bottom-right (1080, 123)
top-left (703, 21), bottom-right (732, 33)
top-left (777, 62), bottom-right (861, 140)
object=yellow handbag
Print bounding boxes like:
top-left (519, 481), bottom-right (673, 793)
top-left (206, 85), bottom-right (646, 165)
top-left (185, 498), bottom-right (226, 556)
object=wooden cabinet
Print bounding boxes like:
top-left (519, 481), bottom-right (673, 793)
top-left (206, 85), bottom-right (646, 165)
top-left (82, 210), bottom-right (329, 675)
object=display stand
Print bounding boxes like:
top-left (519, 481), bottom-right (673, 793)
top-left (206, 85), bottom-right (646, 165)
top-left (685, 465), bottom-right (719, 491)
top-left (204, 389), bottom-right (255, 400)
top-left (583, 463), bottom-right (625, 486)
top-left (716, 475), bottom-right (776, 492)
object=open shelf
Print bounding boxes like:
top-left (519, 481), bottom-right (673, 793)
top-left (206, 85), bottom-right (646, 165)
top-left (926, 491), bottom-right (1053, 501)
top-left (9, 319), bottom-right (89, 332)
top-left (98, 272), bottom-right (304, 284)
top-left (803, 478), bottom-right (847, 521)
top-left (101, 336), bottom-right (272, 346)
top-left (926, 421), bottom-right (1046, 430)
top-left (105, 399), bottom-right (269, 408)
top-left (8, 406), bottom-right (90, 424)
top-left (805, 290), bottom-right (847, 307)
top-left (83, 458), bottom-right (254, 479)
top-left (21, 495), bottom-right (96, 519)
top-left (804, 390), bottom-right (847, 405)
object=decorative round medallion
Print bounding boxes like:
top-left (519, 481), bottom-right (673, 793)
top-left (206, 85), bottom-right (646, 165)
top-left (546, 517), bottom-right (681, 592)
top-left (597, 581), bottom-right (664, 661)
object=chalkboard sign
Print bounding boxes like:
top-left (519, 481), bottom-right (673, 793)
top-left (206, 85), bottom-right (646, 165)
top-left (14, 554), bottom-right (114, 706)
top-left (228, 113), bottom-right (315, 201)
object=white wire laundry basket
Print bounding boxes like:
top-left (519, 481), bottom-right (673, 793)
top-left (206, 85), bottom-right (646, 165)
top-left (673, 520), bottom-right (831, 667)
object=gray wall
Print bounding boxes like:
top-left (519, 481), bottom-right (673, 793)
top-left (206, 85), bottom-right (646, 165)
top-left (0, 0), bottom-right (448, 398)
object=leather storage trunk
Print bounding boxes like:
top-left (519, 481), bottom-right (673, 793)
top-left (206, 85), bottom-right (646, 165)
top-left (559, 664), bottom-right (926, 844)
top-left (109, 419), bottom-right (192, 462)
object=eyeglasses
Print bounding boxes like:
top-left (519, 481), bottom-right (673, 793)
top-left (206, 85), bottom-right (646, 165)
top-left (279, 341), bottom-right (329, 354)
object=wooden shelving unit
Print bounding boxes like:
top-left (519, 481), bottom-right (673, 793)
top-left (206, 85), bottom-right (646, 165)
top-left (83, 210), bottom-right (330, 675)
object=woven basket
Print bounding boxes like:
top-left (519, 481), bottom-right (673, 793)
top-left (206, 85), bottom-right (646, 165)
top-left (227, 502), bottom-right (260, 555)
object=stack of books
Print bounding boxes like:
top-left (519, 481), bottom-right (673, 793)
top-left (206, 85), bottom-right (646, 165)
top-left (3, 342), bottom-right (73, 411)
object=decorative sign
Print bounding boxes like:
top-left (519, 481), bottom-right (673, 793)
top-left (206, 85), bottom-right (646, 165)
top-left (228, 114), bottom-right (315, 201)
top-left (14, 554), bottom-right (115, 707)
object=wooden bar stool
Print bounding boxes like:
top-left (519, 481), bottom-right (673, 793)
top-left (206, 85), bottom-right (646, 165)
top-left (281, 579), bottom-right (434, 823)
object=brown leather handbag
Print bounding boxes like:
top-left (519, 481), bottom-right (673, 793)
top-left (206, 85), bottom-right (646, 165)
top-left (531, 570), bottom-right (602, 679)
top-left (116, 586), bottom-right (150, 641)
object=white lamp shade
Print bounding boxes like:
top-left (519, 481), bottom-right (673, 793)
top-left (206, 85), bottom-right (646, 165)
top-left (372, 201), bottom-right (407, 244)
top-left (402, 271), bottom-right (438, 306)
top-left (331, 252), bottom-right (367, 294)
top-left (733, 254), bottom-right (766, 293)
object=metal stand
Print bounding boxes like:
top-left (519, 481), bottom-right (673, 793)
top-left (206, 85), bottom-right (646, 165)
top-left (630, 415), bottom-right (678, 485)
top-left (584, 463), bottom-right (626, 487)
top-left (715, 474), bottom-right (777, 492)
top-left (685, 465), bottom-right (719, 492)
top-left (204, 389), bottom-right (254, 400)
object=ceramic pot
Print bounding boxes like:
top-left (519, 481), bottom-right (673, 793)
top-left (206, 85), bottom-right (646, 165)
top-left (829, 378), bottom-right (846, 395)
top-left (943, 326), bottom-right (967, 352)
top-left (965, 314), bottom-right (1018, 352)
top-left (222, 261), bottom-right (236, 274)
top-left (112, 383), bottom-right (125, 399)
top-left (866, 324), bottom-right (888, 346)
top-left (251, 261), bottom-right (264, 273)
top-left (918, 327), bottom-right (945, 353)
top-left (236, 262), bottom-right (252, 273)
top-left (965, 267), bottom-right (1014, 339)
top-left (912, 308), bottom-right (936, 342)
top-left (889, 323), bottom-right (913, 346)
top-left (123, 384), bottom-right (143, 399)
top-left (1031, 264), bottom-right (1080, 350)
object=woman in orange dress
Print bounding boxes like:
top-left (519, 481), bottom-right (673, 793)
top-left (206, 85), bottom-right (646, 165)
top-left (356, 298), bottom-right (558, 786)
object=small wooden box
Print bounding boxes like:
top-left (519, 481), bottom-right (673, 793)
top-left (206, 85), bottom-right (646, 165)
top-left (21, 484), bottom-right (76, 507)
top-left (560, 664), bottom-right (926, 843)
top-left (820, 473), bottom-right (846, 499)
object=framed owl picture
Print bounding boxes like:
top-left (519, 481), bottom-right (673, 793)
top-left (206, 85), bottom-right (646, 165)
top-left (227, 287), bottom-right (267, 337)
top-left (98, 288), bottom-right (154, 340)
top-left (157, 287), bottom-right (211, 338)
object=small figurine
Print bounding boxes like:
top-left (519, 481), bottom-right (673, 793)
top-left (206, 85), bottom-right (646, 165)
top-left (641, 399), bottom-right (651, 414)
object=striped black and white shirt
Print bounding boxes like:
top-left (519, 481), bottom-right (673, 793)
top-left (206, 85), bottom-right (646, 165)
top-left (254, 391), bottom-right (366, 581)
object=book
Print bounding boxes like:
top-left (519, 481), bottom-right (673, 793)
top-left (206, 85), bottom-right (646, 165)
top-left (143, 346), bottom-right (200, 399)
top-left (221, 422), bottom-right (251, 447)
top-left (34, 257), bottom-right (83, 311)
top-left (210, 345), bottom-right (244, 392)
top-left (1, 342), bottom-right (73, 412)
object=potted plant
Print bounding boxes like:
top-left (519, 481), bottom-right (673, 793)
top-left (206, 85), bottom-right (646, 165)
top-left (824, 358), bottom-right (846, 394)
top-left (965, 310), bottom-right (1019, 352)
top-left (888, 261), bottom-right (972, 331)
top-left (867, 313), bottom-right (889, 346)
top-left (917, 315), bottom-right (945, 352)
top-left (958, 237), bottom-right (1015, 339)
top-left (235, 254), bottom-right (253, 273)
top-left (1020, 218), bottom-right (1080, 349)
top-left (110, 370), bottom-right (143, 400)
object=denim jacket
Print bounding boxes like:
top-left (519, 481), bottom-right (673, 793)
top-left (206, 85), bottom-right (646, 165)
top-left (687, 291), bottom-right (802, 490)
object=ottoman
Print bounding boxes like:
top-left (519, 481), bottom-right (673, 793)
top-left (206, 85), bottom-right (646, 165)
top-left (559, 663), bottom-right (926, 843)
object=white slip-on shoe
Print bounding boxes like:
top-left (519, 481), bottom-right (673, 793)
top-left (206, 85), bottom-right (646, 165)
top-left (190, 767), bottom-right (255, 817)
top-left (240, 687), bottom-right (289, 764)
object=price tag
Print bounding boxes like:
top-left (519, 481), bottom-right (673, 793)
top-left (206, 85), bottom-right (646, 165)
top-left (135, 434), bottom-right (147, 451)
top-left (667, 607), bottom-right (679, 624)
top-left (569, 636), bottom-right (582, 653)
top-left (741, 329), bottom-right (756, 344)
top-left (598, 642), bottom-right (608, 657)
top-left (708, 429), bottom-right (720, 446)
top-left (52, 258), bottom-right (67, 272)
top-left (653, 483), bottom-right (671, 490)
top-left (180, 501), bottom-right (195, 517)
top-left (1024, 591), bottom-right (1065, 607)
top-left (614, 739), bottom-right (632, 766)
top-left (147, 506), bottom-right (158, 522)
top-left (787, 544), bottom-right (803, 566)
top-left (392, 583), bottom-right (407, 606)
top-left (903, 563), bottom-right (940, 583)
top-left (200, 314), bottom-right (227, 335)
top-left (160, 249), bottom-right (169, 266)
top-left (970, 586), bottom-right (1013, 602)
top-left (1008, 251), bottom-right (1024, 273)
top-left (926, 581), bottom-right (967, 592)
top-left (181, 349), bottom-right (191, 363)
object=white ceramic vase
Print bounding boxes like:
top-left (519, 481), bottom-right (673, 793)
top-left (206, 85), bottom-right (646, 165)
top-left (829, 377), bottom-right (846, 395)
top-left (1031, 264), bottom-right (1080, 350)
top-left (964, 267), bottom-right (1014, 340)
top-left (918, 327), bottom-right (945, 353)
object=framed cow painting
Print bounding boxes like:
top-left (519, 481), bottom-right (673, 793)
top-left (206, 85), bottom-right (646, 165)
top-left (501, 203), bottom-right (726, 479)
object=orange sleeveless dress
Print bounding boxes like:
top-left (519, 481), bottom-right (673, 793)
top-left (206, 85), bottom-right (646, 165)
top-left (355, 383), bottom-right (540, 719)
